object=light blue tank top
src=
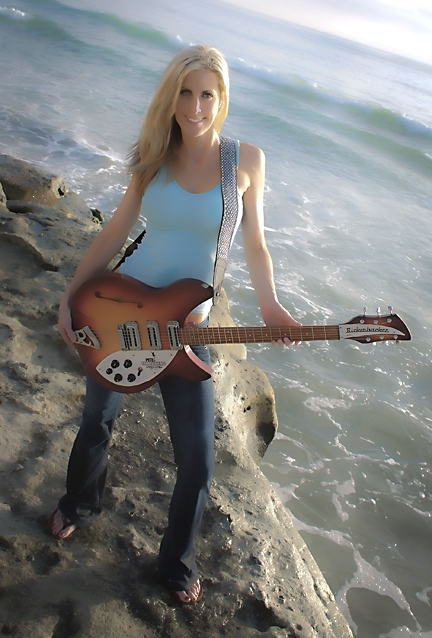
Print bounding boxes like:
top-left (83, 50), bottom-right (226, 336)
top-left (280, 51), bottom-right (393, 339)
top-left (120, 139), bottom-right (242, 315)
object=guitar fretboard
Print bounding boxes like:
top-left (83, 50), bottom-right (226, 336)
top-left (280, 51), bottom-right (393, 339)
top-left (179, 325), bottom-right (341, 345)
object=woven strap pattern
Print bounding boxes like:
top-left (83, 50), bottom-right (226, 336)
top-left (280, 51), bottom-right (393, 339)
top-left (213, 137), bottom-right (239, 302)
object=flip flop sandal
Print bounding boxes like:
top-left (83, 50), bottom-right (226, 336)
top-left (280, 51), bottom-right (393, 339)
top-left (171, 580), bottom-right (203, 604)
top-left (49, 508), bottom-right (77, 539)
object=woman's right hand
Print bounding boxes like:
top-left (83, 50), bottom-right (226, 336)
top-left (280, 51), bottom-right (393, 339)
top-left (58, 295), bottom-right (77, 347)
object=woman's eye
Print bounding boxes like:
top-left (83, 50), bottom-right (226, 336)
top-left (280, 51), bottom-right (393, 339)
top-left (179, 89), bottom-right (215, 98)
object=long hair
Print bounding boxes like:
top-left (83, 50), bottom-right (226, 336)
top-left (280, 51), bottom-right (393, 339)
top-left (128, 45), bottom-right (230, 195)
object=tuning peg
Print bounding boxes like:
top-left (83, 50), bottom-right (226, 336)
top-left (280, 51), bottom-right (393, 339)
top-left (363, 306), bottom-right (367, 316)
top-left (388, 305), bottom-right (393, 314)
top-left (376, 307), bottom-right (381, 316)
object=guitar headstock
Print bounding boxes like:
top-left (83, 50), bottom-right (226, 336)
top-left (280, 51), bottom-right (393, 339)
top-left (339, 308), bottom-right (411, 344)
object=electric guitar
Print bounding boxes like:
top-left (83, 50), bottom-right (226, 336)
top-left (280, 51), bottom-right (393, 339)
top-left (71, 272), bottom-right (411, 394)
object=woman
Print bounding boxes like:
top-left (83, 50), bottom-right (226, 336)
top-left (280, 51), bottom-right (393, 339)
top-left (52, 45), bottom-right (300, 604)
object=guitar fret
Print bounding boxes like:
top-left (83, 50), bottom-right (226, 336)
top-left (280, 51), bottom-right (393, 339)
top-left (179, 324), bottom-right (341, 345)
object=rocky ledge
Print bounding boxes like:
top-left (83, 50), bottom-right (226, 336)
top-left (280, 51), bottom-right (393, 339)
top-left (0, 155), bottom-right (353, 638)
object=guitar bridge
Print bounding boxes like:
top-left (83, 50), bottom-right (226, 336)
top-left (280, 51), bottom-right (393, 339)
top-left (118, 321), bottom-right (141, 351)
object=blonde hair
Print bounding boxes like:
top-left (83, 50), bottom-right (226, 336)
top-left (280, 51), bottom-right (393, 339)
top-left (128, 45), bottom-right (230, 195)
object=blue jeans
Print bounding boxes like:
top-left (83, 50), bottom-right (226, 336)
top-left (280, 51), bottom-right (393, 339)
top-left (58, 339), bottom-right (214, 591)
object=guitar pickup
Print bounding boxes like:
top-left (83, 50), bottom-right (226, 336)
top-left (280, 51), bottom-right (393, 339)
top-left (118, 321), bottom-right (141, 351)
top-left (167, 321), bottom-right (182, 350)
top-left (147, 321), bottom-right (161, 350)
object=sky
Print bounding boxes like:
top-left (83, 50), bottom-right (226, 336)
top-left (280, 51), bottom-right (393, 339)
top-left (225, 0), bottom-right (432, 65)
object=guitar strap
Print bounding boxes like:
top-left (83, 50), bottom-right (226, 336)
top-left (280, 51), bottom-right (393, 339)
top-left (213, 136), bottom-right (239, 304)
top-left (113, 228), bottom-right (146, 272)
top-left (114, 136), bottom-right (240, 305)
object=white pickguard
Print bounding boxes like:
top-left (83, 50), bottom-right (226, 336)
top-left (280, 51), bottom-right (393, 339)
top-left (96, 350), bottom-right (178, 388)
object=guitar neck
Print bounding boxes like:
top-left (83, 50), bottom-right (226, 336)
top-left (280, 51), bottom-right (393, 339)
top-left (179, 324), bottom-right (340, 345)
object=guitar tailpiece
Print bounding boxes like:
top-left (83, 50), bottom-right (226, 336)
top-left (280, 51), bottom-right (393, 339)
top-left (74, 326), bottom-right (100, 349)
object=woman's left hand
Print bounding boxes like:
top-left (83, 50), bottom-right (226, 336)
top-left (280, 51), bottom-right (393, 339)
top-left (261, 301), bottom-right (302, 346)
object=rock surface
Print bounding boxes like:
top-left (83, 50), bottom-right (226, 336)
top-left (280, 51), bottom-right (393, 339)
top-left (0, 156), bottom-right (353, 638)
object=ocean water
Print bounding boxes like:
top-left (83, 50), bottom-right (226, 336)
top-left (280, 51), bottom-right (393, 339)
top-left (1, 1), bottom-right (431, 636)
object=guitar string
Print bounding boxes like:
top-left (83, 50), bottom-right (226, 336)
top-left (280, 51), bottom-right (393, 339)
top-left (77, 321), bottom-right (406, 348)
top-left (83, 325), bottom-right (341, 344)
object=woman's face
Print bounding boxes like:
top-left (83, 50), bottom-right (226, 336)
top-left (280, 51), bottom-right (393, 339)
top-left (175, 69), bottom-right (221, 139)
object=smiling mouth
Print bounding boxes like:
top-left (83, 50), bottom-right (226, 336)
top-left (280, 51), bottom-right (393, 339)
top-left (187, 117), bottom-right (204, 123)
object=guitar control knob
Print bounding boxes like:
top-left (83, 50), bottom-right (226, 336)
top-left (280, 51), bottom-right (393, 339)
top-left (127, 374), bottom-right (136, 383)
top-left (124, 359), bottom-right (133, 368)
top-left (111, 359), bottom-right (120, 368)
top-left (114, 373), bottom-right (123, 383)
